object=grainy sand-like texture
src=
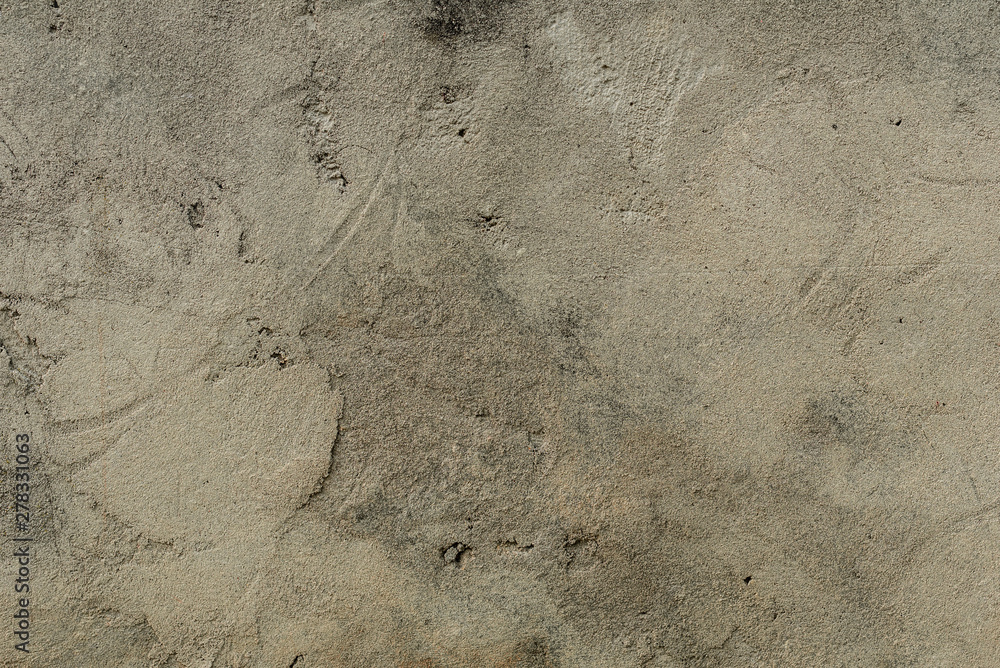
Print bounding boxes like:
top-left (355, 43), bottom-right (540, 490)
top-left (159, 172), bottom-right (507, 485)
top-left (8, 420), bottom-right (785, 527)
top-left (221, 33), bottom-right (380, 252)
top-left (1, 1), bottom-right (999, 666)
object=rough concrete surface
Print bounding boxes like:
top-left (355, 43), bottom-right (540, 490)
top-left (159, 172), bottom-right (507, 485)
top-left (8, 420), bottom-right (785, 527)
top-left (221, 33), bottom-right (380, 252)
top-left (1, 0), bottom-right (999, 665)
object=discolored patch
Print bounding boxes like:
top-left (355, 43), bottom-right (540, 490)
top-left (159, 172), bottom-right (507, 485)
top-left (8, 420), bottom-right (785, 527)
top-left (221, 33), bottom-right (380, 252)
top-left (418, 0), bottom-right (515, 42)
top-left (799, 390), bottom-right (864, 441)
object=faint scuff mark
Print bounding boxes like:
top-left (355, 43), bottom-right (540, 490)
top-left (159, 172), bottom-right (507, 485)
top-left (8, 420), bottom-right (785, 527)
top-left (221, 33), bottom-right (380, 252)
top-left (542, 14), bottom-right (712, 149)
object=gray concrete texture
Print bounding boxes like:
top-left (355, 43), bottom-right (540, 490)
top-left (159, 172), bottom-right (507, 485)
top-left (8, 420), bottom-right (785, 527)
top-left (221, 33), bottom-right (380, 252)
top-left (0, 0), bottom-right (998, 665)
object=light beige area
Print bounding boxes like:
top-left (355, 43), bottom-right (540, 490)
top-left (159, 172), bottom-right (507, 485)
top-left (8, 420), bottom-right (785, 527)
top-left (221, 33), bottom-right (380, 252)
top-left (2, 0), bottom-right (1000, 666)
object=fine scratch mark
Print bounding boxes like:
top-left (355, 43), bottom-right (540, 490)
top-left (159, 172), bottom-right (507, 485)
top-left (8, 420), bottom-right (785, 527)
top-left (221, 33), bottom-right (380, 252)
top-left (97, 320), bottom-right (109, 534)
top-left (50, 394), bottom-right (153, 435)
top-left (0, 110), bottom-right (28, 162)
top-left (887, 495), bottom-right (1000, 590)
top-left (301, 155), bottom-right (395, 291)
top-left (0, 134), bottom-right (16, 161)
